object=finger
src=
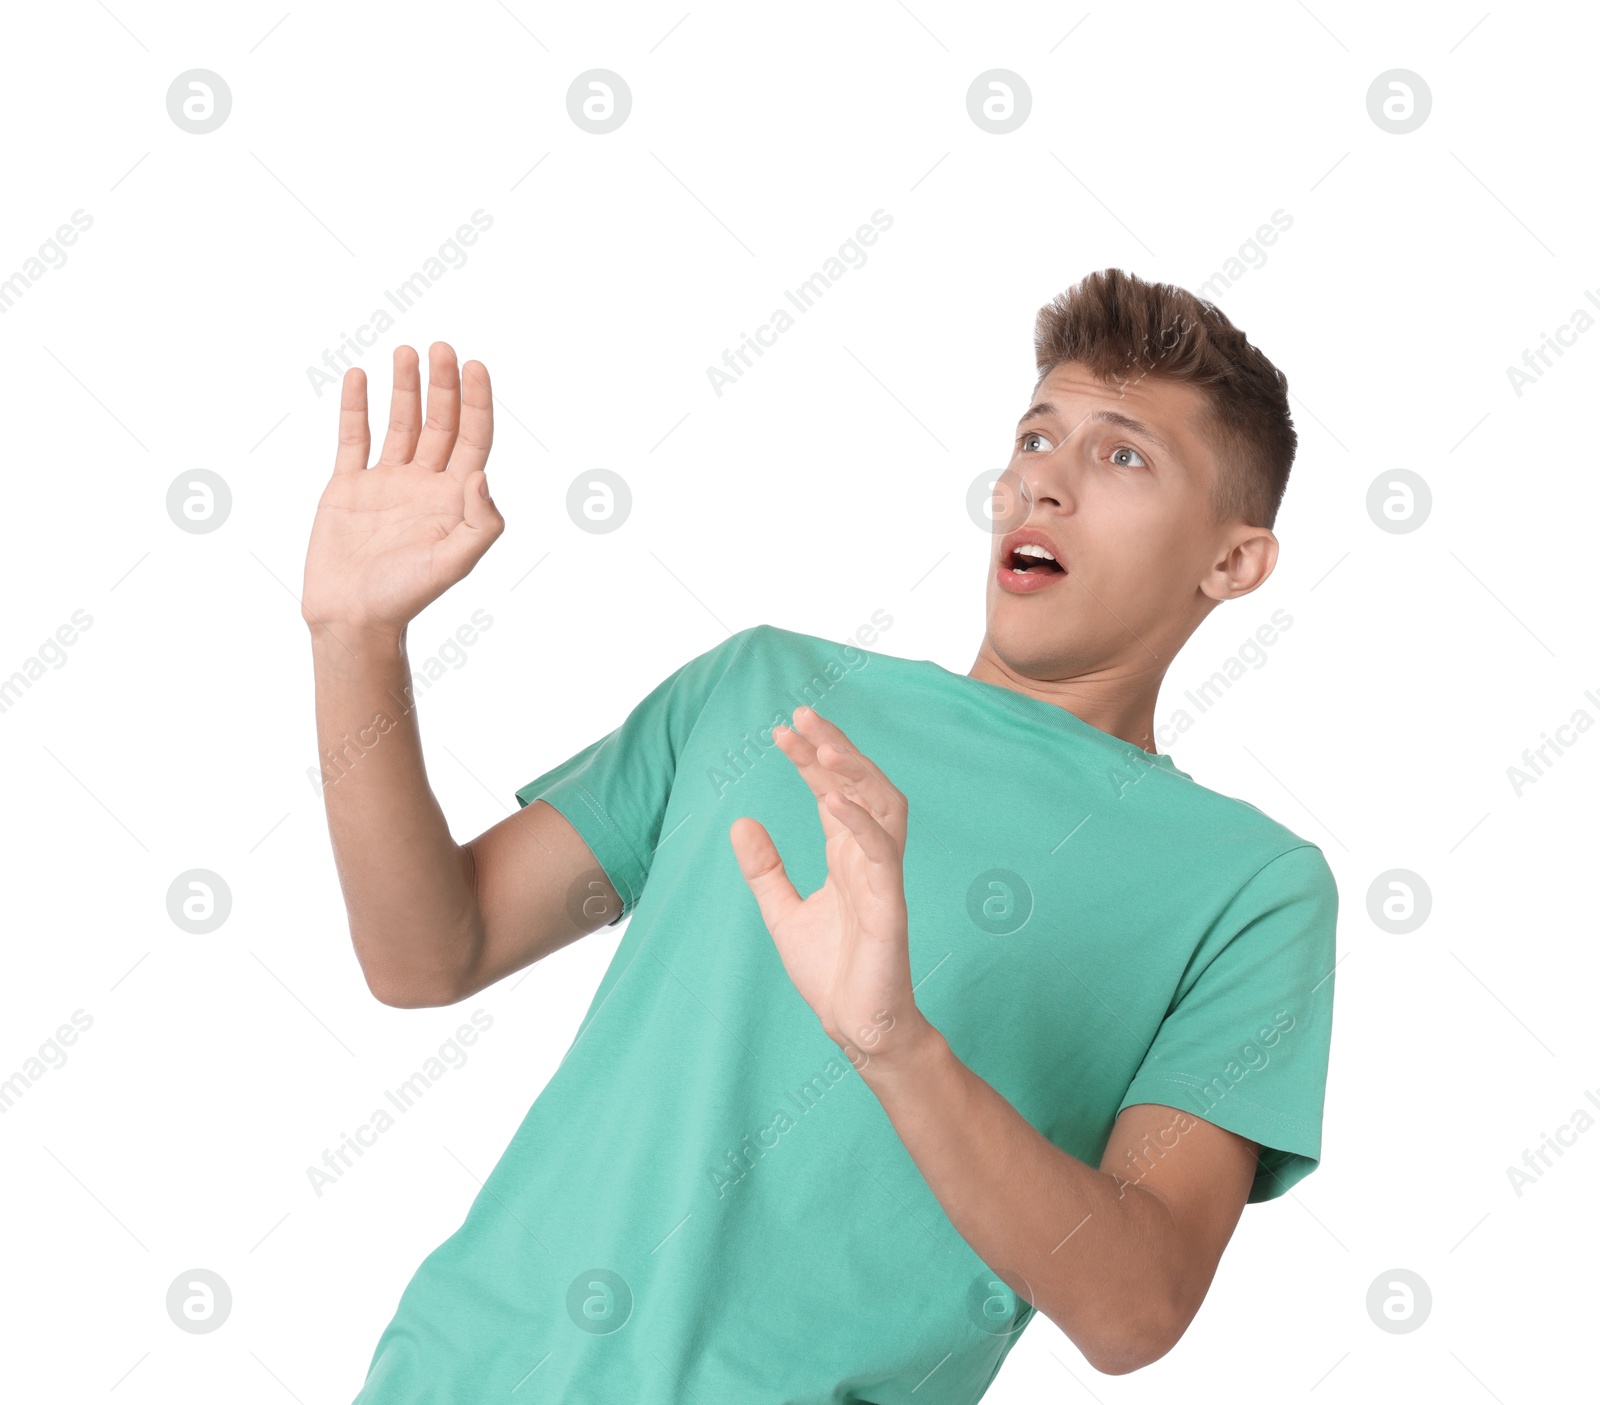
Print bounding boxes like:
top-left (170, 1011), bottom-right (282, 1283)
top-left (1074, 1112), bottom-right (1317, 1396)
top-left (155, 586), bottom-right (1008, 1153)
top-left (772, 719), bottom-right (871, 816)
top-left (728, 817), bottom-right (804, 934)
top-left (434, 469), bottom-right (506, 582)
top-left (771, 722), bottom-right (856, 826)
top-left (412, 342), bottom-right (462, 472)
top-left (333, 367), bottom-right (370, 474)
top-left (445, 359), bottom-right (494, 483)
top-left (785, 707), bottom-right (904, 828)
top-left (822, 792), bottom-right (905, 901)
top-left (378, 346), bottom-right (422, 465)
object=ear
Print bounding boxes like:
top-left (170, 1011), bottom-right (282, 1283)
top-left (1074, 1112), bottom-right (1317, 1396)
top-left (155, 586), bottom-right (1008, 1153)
top-left (1201, 525), bottom-right (1278, 602)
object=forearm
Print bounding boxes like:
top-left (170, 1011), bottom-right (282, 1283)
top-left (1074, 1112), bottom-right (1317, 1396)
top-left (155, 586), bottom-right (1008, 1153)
top-left (858, 1017), bottom-right (1185, 1374)
top-left (310, 623), bottom-right (477, 1006)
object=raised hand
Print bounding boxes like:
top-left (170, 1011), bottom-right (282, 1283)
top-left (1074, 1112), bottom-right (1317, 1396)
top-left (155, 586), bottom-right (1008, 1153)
top-left (729, 705), bottom-right (931, 1072)
top-left (301, 342), bottom-right (504, 637)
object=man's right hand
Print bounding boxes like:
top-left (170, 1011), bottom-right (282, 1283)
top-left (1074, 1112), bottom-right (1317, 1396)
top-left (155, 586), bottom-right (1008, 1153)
top-left (301, 342), bottom-right (504, 638)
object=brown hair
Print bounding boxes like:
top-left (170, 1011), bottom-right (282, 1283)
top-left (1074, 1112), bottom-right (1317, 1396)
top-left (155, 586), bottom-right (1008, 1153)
top-left (1032, 268), bottom-right (1297, 531)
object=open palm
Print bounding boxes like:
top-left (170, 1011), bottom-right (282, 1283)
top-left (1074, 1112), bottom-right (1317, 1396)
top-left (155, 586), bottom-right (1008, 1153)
top-left (301, 343), bottom-right (503, 637)
top-left (729, 705), bottom-right (922, 1068)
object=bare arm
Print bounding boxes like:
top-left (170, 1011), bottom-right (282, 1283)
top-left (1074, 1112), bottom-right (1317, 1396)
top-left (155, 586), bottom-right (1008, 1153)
top-left (864, 1030), bottom-right (1258, 1374)
top-left (304, 343), bottom-right (621, 1008)
top-left (730, 705), bottom-right (1257, 1374)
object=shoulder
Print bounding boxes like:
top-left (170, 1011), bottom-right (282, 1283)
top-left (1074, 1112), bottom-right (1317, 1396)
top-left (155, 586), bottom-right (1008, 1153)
top-left (1144, 762), bottom-right (1335, 892)
top-left (739, 622), bottom-right (903, 667)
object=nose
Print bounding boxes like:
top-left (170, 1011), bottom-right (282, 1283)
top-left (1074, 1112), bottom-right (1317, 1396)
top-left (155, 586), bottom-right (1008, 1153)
top-left (1015, 457), bottom-right (1069, 512)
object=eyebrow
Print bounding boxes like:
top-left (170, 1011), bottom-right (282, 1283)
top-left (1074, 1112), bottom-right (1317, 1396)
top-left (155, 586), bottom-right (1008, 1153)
top-left (1015, 402), bottom-right (1176, 459)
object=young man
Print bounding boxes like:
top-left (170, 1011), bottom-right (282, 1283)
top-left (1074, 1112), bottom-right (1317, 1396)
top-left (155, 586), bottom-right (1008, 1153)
top-left (304, 267), bottom-right (1337, 1401)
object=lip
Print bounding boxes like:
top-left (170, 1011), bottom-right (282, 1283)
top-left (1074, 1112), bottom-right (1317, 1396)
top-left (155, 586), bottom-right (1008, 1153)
top-left (996, 525), bottom-right (1068, 594)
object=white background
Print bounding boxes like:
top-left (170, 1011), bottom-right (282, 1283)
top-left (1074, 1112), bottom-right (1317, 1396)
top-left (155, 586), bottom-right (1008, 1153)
top-left (1, 0), bottom-right (1594, 1400)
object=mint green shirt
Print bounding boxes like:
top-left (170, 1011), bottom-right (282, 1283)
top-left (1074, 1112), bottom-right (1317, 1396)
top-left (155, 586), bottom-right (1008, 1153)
top-left (355, 623), bottom-right (1338, 1402)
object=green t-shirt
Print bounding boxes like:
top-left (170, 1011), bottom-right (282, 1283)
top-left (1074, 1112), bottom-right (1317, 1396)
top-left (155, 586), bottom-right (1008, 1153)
top-left (354, 623), bottom-right (1338, 1402)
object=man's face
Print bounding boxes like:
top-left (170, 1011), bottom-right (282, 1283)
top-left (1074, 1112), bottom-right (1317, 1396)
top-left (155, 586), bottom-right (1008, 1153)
top-left (984, 361), bottom-right (1236, 680)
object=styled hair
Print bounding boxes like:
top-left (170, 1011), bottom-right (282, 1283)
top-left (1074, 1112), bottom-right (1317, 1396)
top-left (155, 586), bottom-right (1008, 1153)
top-left (1032, 268), bottom-right (1297, 530)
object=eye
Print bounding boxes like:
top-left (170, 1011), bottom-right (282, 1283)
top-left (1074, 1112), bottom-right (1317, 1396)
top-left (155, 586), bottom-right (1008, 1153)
top-left (1110, 445), bottom-right (1148, 469)
top-left (1018, 430), bottom-right (1054, 453)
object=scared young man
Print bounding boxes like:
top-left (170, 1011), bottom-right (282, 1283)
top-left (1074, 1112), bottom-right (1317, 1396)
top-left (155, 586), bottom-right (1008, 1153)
top-left (303, 267), bottom-right (1337, 1401)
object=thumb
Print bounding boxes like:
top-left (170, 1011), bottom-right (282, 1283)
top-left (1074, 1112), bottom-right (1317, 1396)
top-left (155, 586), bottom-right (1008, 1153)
top-left (437, 470), bottom-right (505, 580)
top-left (729, 817), bottom-right (802, 935)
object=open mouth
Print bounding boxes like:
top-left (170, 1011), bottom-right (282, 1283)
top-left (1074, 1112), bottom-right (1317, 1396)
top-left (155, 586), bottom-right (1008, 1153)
top-left (1003, 545), bottom-right (1065, 576)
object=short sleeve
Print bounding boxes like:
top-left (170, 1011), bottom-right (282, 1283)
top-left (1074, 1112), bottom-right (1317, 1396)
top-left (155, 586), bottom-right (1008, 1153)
top-left (513, 626), bottom-right (759, 924)
top-left (1116, 844), bottom-right (1339, 1203)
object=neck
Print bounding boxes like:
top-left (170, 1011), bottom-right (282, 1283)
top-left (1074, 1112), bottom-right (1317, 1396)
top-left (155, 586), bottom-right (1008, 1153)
top-left (966, 643), bottom-right (1166, 753)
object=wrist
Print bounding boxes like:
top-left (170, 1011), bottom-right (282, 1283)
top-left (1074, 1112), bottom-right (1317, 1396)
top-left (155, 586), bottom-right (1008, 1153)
top-left (851, 1008), bottom-right (949, 1093)
top-left (307, 618), bottom-right (406, 654)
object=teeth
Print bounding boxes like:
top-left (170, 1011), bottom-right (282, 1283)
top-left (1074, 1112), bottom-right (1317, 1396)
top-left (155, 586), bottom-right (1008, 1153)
top-left (1011, 547), bottom-right (1062, 576)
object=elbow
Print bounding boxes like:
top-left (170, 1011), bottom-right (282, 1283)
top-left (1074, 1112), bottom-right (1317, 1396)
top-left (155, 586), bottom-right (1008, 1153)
top-left (1075, 1297), bottom-right (1187, 1376)
top-left (1085, 1339), bottom-right (1168, 1376)
top-left (362, 967), bottom-right (459, 1009)
top-left (367, 981), bottom-right (434, 1009)
top-left (1084, 1327), bottom-right (1179, 1376)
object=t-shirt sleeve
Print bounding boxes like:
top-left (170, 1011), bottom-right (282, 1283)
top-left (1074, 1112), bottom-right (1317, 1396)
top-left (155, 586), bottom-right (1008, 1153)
top-left (1115, 843), bottom-right (1339, 1203)
top-left (512, 626), bottom-right (759, 925)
